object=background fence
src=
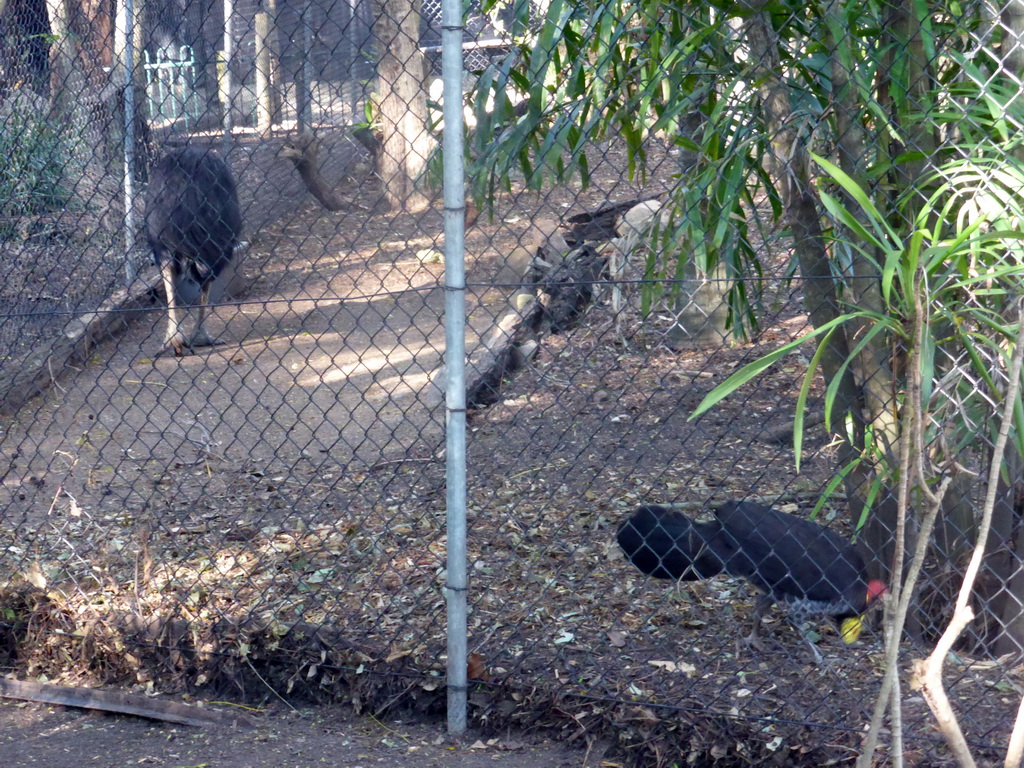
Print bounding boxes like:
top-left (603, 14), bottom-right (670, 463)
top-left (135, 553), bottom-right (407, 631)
top-left (0, 0), bottom-right (1022, 765)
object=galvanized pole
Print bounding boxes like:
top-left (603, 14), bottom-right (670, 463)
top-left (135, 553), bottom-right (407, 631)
top-left (296, 0), bottom-right (313, 132)
top-left (117, 0), bottom-right (137, 283)
top-left (303, 0), bottom-right (314, 127)
top-left (441, 0), bottom-right (467, 737)
top-left (222, 0), bottom-right (234, 140)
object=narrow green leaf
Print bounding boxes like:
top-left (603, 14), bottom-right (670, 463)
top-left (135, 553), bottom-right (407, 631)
top-left (690, 315), bottom-right (855, 421)
top-left (810, 459), bottom-right (862, 521)
top-left (812, 154), bottom-right (899, 242)
top-left (822, 318), bottom-right (895, 434)
top-left (793, 326), bottom-right (838, 471)
top-left (817, 190), bottom-right (889, 254)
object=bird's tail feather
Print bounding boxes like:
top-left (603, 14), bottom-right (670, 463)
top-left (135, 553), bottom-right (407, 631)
top-left (617, 505), bottom-right (728, 581)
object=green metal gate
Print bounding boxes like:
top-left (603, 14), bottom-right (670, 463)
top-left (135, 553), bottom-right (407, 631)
top-left (143, 46), bottom-right (200, 129)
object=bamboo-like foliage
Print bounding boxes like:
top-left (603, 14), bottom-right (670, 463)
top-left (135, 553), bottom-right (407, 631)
top-left (464, 0), bottom-right (1024, 691)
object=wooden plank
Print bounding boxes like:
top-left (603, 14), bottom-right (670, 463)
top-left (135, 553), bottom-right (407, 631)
top-left (0, 678), bottom-right (255, 728)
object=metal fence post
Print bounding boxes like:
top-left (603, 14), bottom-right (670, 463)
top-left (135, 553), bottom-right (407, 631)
top-left (222, 0), bottom-right (235, 138)
top-left (297, 0), bottom-right (313, 132)
top-left (441, 0), bottom-right (467, 737)
top-left (116, 0), bottom-right (137, 283)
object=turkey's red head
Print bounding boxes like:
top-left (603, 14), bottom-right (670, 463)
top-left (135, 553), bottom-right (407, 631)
top-left (866, 580), bottom-right (888, 604)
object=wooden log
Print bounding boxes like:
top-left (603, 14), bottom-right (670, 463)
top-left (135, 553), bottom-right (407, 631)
top-left (0, 245), bottom-right (250, 418)
top-left (536, 244), bottom-right (606, 332)
top-left (465, 245), bottom-right (607, 410)
top-left (466, 299), bottom-right (544, 408)
top-left (0, 271), bottom-right (163, 417)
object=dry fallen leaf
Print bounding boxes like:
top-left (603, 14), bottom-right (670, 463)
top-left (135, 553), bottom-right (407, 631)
top-left (24, 563), bottom-right (46, 590)
top-left (385, 647), bottom-right (413, 663)
top-left (648, 660), bottom-right (696, 675)
top-left (607, 630), bottom-right (627, 647)
top-left (467, 652), bottom-right (490, 681)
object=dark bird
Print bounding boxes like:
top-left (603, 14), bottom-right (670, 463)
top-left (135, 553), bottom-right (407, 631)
top-left (146, 147), bottom-right (243, 355)
top-left (616, 502), bottom-right (887, 660)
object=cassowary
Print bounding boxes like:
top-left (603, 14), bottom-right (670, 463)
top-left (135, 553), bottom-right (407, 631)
top-left (617, 502), bottom-right (887, 660)
top-left (145, 147), bottom-right (242, 355)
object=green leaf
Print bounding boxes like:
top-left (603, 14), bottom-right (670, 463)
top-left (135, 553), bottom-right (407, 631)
top-left (793, 326), bottom-right (838, 471)
top-left (690, 314), bottom-right (856, 421)
top-left (822, 317), bottom-right (894, 435)
top-left (812, 154), bottom-right (899, 243)
top-left (817, 189), bottom-right (890, 255)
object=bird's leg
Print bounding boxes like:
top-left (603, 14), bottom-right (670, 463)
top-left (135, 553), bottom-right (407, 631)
top-left (745, 593), bottom-right (773, 650)
top-left (190, 282), bottom-right (223, 348)
top-left (796, 623), bottom-right (824, 665)
top-left (160, 257), bottom-right (188, 356)
top-left (785, 606), bottom-right (825, 664)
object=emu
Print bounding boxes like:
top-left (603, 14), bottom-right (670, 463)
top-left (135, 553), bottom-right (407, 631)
top-left (145, 147), bottom-right (242, 355)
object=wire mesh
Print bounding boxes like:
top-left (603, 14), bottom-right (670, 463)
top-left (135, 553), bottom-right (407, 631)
top-left (0, 0), bottom-right (1022, 765)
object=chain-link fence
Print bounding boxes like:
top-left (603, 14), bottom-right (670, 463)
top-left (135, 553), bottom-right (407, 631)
top-left (1, 0), bottom-right (1023, 764)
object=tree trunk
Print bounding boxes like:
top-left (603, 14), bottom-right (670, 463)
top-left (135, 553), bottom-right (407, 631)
top-left (992, 456), bottom-right (1024, 656)
top-left (742, 7), bottom-right (866, 478)
top-left (44, 0), bottom-right (77, 104)
top-left (255, 11), bottom-right (281, 132)
top-left (665, 265), bottom-right (733, 350)
top-left (744, 7), bottom-right (922, 623)
top-left (2, 0), bottom-right (53, 94)
top-left (373, 0), bottom-right (432, 212)
top-left (69, 0), bottom-right (112, 86)
top-left (966, 0), bottom-right (1024, 659)
top-left (664, 107), bottom-right (733, 350)
top-left (826, 2), bottom-right (899, 453)
top-left (987, 0), bottom-right (1024, 649)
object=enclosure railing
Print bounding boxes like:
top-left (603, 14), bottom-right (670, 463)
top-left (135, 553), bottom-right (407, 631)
top-left (143, 46), bottom-right (200, 130)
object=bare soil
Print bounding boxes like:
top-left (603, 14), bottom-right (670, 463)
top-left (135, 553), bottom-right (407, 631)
top-left (0, 699), bottom-right (589, 768)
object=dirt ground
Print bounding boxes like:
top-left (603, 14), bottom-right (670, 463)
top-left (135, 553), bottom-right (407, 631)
top-left (0, 698), bottom-right (592, 768)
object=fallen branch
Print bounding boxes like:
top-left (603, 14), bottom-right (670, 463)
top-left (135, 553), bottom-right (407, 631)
top-left (465, 300), bottom-right (545, 409)
top-left (0, 241), bottom-right (248, 417)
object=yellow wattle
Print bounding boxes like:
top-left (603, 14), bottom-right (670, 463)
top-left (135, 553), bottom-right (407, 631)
top-left (840, 616), bottom-right (865, 644)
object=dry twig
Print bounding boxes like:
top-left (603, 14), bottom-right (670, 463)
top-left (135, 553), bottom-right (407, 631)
top-left (910, 298), bottom-right (1024, 768)
top-left (857, 276), bottom-right (952, 767)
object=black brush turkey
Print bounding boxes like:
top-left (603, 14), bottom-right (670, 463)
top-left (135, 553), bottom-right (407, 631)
top-left (617, 502), bottom-right (887, 660)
